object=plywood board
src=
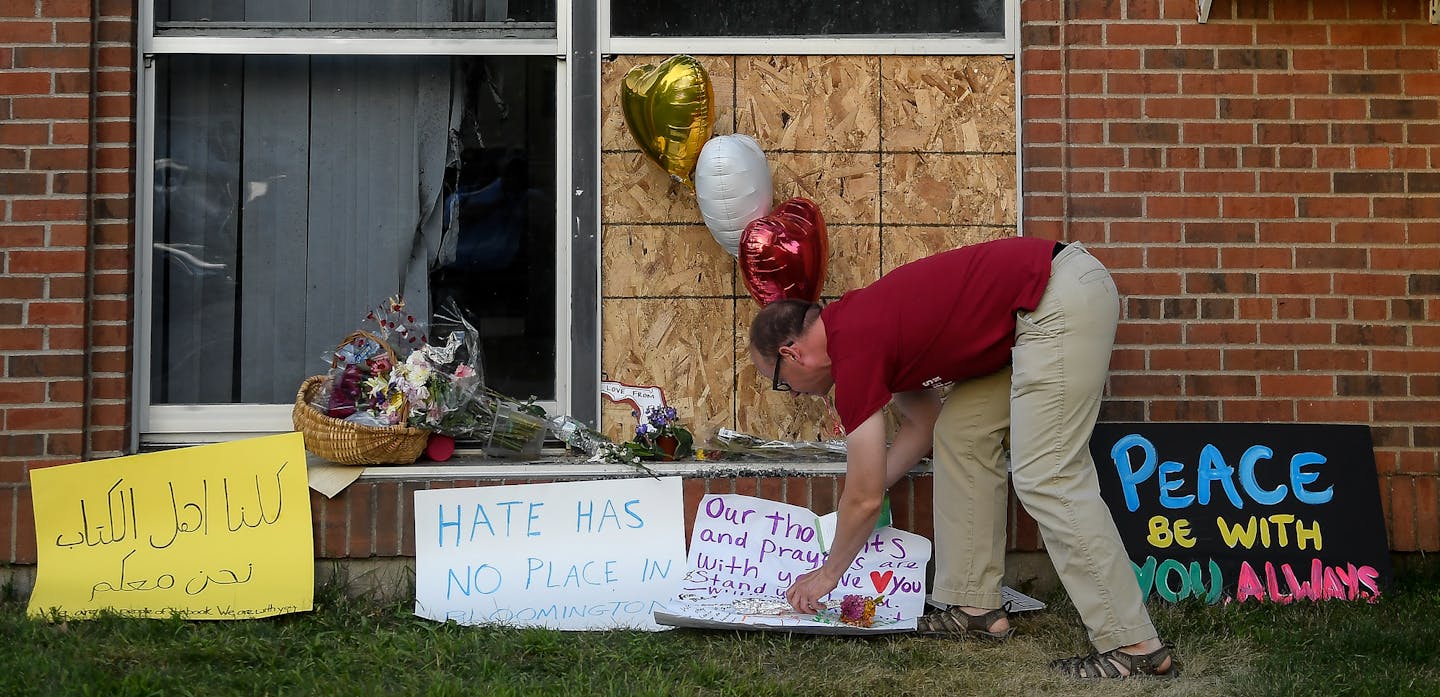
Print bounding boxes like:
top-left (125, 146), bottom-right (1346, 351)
top-left (880, 153), bottom-right (1018, 226)
top-left (770, 151), bottom-right (881, 226)
top-left (594, 51), bottom-right (1020, 448)
top-left (881, 226), bottom-right (1013, 274)
top-left (601, 151), bottom-right (703, 224)
top-left (820, 224), bottom-right (881, 299)
top-left (881, 56), bottom-right (1016, 154)
top-left (735, 56), bottom-right (880, 152)
top-left (602, 224), bottom-right (735, 299)
top-left (600, 298), bottom-right (735, 442)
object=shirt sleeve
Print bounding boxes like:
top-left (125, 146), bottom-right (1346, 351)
top-left (831, 353), bottom-right (893, 435)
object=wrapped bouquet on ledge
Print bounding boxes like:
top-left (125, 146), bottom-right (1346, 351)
top-left (293, 298), bottom-right (546, 465)
top-left (547, 405), bottom-right (696, 472)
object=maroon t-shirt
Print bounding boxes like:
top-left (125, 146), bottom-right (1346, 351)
top-left (822, 236), bottom-right (1055, 434)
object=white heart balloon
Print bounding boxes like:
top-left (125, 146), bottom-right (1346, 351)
top-left (694, 134), bottom-right (772, 257)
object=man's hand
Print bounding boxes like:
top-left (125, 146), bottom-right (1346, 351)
top-left (783, 410), bottom-right (887, 614)
top-left (785, 564), bottom-right (841, 613)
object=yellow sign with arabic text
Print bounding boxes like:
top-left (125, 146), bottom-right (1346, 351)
top-left (28, 433), bottom-right (314, 620)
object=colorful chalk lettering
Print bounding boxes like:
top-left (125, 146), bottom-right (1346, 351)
top-left (1234, 560), bottom-right (1381, 603)
top-left (1091, 424), bottom-right (1391, 607)
top-left (1110, 434), bottom-right (1334, 512)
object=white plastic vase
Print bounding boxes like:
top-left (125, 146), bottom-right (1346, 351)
top-left (694, 134), bottom-right (772, 257)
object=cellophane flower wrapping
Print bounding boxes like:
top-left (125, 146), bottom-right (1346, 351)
top-left (310, 297), bottom-right (546, 455)
top-left (698, 427), bottom-right (847, 459)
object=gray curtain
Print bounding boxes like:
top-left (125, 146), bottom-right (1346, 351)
top-left (158, 0), bottom-right (498, 22)
top-left (152, 0), bottom-right (466, 404)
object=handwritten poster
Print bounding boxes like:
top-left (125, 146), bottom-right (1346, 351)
top-left (413, 476), bottom-right (687, 631)
top-left (1089, 423), bottom-right (1392, 605)
top-left (28, 433), bottom-right (314, 620)
top-left (654, 494), bottom-right (931, 634)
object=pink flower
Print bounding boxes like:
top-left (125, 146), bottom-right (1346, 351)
top-left (838, 594), bottom-right (882, 627)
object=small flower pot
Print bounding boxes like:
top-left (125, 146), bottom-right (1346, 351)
top-left (656, 434), bottom-right (680, 461)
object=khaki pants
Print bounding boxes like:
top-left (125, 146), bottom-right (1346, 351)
top-left (929, 242), bottom-right (1157, 652)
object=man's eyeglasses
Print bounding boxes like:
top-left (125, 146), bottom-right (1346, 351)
top-left (771, 341), bottom-right (794, 392)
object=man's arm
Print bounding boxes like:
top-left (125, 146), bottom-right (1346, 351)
top-left (784, 409), bottom-right (888, 612)
top-left (885, 389), bottom-right (942, 487)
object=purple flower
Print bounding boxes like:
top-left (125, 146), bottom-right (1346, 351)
top-left (646, 405), bottom-right (671, 428)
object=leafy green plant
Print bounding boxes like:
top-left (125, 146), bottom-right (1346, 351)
top-left (626, 405), bottom-right (693, 460)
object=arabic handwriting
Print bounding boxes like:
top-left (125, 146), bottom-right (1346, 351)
top-left (149, 480), bottom-right (210, 550)
top-left (56, 480), bottom-right (138, 549)
top-left (225, 462), bottom-right (287, 532)
top-left (89, 549), bottom-right (177, 601)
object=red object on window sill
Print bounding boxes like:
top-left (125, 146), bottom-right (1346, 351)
top-left (425, 434), bottom-right (456, 462)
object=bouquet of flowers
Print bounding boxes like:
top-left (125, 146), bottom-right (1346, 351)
top-left (556, 404), bottom-right (694, 471)
top-left (698, 428), bottom-right (847, 460)
top-left (311, 298), bottom-right (546, 457)
top-left (627, 405), bottom-right (694, 460)
top-left (838, 594), bottom-right (884, 628)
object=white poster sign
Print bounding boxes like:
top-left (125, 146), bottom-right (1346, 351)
top-left (655, 494), bottom-right (931, 633)
top-left (414, 477), bottom-right (686, 631)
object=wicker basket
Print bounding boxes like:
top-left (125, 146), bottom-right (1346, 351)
top-left (293, 375), bottom-right (430, 465)
top-left (291, 331), bottom-right (430, 465)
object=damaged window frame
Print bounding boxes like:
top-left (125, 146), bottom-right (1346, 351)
top-left (133, 1), bottom-right (579, 449)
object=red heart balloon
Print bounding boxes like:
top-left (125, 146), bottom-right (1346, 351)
top-left (738, 197), bottom-right (829, 305)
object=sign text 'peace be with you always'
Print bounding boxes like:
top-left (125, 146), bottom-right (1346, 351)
top-left (1090, 423), bottom-right (1391, 606)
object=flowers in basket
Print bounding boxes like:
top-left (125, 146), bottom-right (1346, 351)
top-left (314, 298), bottom-right (546, 456)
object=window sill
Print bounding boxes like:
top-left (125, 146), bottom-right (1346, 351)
top-left (353, 449), bottom-right (863, 480)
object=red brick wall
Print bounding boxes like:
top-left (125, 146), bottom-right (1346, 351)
top-left (0, 0), bottom-right (136, 560)
top-left (1, 0), bottom-right (1436, 565)
top-left (1021, 0), bottom-right (1440, 551)
top-left (299, 473), bottom-right (1046, 563)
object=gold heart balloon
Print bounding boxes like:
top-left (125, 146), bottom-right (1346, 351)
top-left (620, 54), bottom-right (714, 190)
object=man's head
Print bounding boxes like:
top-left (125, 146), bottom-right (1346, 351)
top-left (748, 299), bottom-right (833, 396)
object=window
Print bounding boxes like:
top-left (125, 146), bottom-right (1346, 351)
top-left (154, 1), bottom-right (555, 23)
top-left (612, 0), bottom-right (1003, 37)
top-left (137, 1), bottom-right (571, 443)
top-left (603, 0), bottom-right (1014, 55)
top-left (135, 0), bottom-right (1015, 446)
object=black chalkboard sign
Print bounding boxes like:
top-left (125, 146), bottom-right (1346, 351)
top-left (1088, 423), bottom-right (1391, 604)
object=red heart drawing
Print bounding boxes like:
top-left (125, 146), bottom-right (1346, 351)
top-left (738, 197), bottom-right (829, 306)
top-left (869, 570), bottom-right (893, 594)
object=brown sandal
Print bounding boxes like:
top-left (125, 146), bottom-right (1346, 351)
top-left (1049, 643), bottom-right (1180, 679)
top-left (914, 606), bottom-right (1013, 640)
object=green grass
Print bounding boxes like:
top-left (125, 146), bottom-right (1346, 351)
top-left (1, 561), bottom-right (1436, 697)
